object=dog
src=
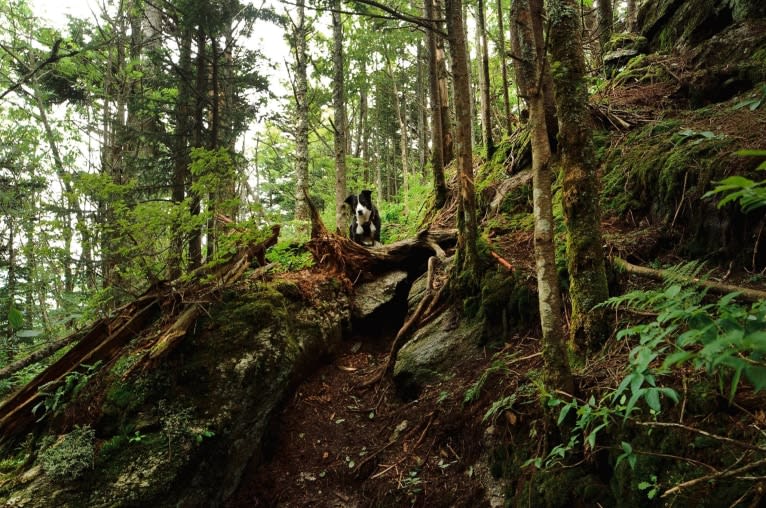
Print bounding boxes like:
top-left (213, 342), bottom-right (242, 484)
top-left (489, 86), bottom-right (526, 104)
top-left (344, 189), bottom-right (381, 247)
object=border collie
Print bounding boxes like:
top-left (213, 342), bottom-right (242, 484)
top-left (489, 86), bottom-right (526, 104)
top-left (344, 189), bottom-right (381, 247)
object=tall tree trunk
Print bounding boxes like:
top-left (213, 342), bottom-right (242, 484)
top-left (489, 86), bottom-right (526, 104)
top-left (426, 0), bottom-right (448, 208)
top-left (189, 27), bottom-right (207, 270)
top-left (446, 0), bottom-right (480, 285)
top-left (529, 0), bottom-right (559, 148)
top-left (5, 215), bottom-right (16, 360)
top-left (170, 27), bottom-right (193, 279)
top-left (416, 39), bottom-right (427, 176)
top-left (389, 58), bottom-right (409, 208)
top-left (598, 0), bottom-right (614, 58)
top-left (497, 0), bottom-right (514, 135)
top-left (435, 0), bottom-right (453, 167)
top-left (293, 0), bottom-right (310, 225)
top-left (511, 0), bottom-right (574, 395)
top-left (549, 0), bottom-right (610, 354)
top-left (477, 0), bottom-right (495, 158)
top-left (626, 0), bottom-right (637, 32)
top-left (332, 0), bottom-right (348, 235)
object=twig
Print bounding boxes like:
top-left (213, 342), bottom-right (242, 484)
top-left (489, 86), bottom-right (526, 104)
top-left (662, 457), bottom-right (766, 497)
top-left (636, 421), bottom-right (766, 453)
top-left (490, 250), bottom-right (514, 271)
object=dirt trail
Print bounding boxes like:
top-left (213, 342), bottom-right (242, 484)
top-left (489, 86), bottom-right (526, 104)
top-left (226, 328), bottom-right (491, 507)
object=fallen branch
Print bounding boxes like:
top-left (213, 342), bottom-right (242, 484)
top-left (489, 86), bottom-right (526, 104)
top-left (662, 456), bottom-right (766, 498)
top-left (613, 257), bottom-right (766, 302)
top-left (490, 250), bottom-right (514, 271)
top-left (0, 333), bottom-right (82, 381)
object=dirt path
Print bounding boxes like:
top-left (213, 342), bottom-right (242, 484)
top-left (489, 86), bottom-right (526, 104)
top-left (226, 329), bottom-right (492, 507)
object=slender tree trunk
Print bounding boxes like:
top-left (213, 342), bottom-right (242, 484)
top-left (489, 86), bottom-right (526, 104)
top-left (626, 0), bottom-right (637, 32)
top-left (511, 0), bottom-right (574, 395)
top-left (332, 0), bottom-right (348, 235)
top-left (497, 0), bottom-right (514, 135)
top-left (549, 0), bottom-right (610, 354)
top-left (426, 0), bottom-right (448, 208)
top-left (189, 27), bottom-right (207, 270)
top-left (5, 216), bottom-right (16, 360)
top-left (416, 39), bottom-right (427, 176)
top-left (477, 0), bottom-right (495, 158)
top-left (389, 58), bottom-right (409, 208)
top-left (446, 0), bottom-right (480, 285)
top-left (293, 0), bottom-right (310, 225)
top-left (598, 0), bottom-right (614, 57)
top-left (170, 27), bottom-right (193, 279)
top-left (435, 0), bottom-right (453, 167)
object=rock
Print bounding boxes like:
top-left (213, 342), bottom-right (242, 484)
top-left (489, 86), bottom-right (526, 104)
top-left (0, 277), bottom-right (352, 508)
top-left (351, 270), bottom-right (409, 321)
top-left (637, 0), bottom-right (766, 52)
top-left (393, 307), bottom-right (482, 398)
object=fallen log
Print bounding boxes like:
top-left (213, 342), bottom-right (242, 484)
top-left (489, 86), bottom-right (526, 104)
top-left (613, 257), bottom-right (766, 302)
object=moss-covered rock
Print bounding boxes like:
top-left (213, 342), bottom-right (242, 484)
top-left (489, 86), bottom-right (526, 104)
top-left (0, 277), bottom-right (351, 507)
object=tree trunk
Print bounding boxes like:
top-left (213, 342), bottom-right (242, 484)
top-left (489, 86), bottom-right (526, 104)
top-left (293, 0), bottom-right (310, 225)
top-left (496, 0), bottom-right (514, 135)
top-left (626, 0), bottom-right (637, 32)
top-left (549, 0), bottom-right (610, 354)
top-left (426, 0), bottom-right (448, 208)
top-left (170, 26), bottom-right (193, 279)
top-left (389, 58), bottom-right (409, 209)
top-left (511, 0), bottom-right (574, 395)
top-left (477, 0), bottom-right (495, 158)
top-left (435, 0), bottom-right (453, 167)
top-left (332, 0), bottom-right (348, 236)
top-left (598, 0), bottom-right (614, 58)
top-left (189, 27), bottom-right (207, 270)
top-left (445, 0), bottom-right (480, 286)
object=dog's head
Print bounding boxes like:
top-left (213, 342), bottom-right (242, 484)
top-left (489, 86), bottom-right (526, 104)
top-left (345, 189), bottom-right (375, 225)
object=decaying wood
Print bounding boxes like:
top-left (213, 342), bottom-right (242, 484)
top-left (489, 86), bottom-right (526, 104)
top-left (305, 188), bottom-right (457, 280)
top-left (0, 226), bottom-right (281, 442)
top-left (0, 333), bottom-right (82, 381)
top-left (614, 256), bottom-right (766, 302)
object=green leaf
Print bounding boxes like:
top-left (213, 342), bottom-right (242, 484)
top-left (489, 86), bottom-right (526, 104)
top-left (744, 365), bottom-right (766, 391)
top-left (644, 388), bottom-right (661, 413)
top-left (8, 307), bottom-right (24, 330)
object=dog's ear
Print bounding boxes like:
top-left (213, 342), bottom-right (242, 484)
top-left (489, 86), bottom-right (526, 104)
top-left (360, 189), bottom-right (372, 199)
top-left (344, 195), bottom-right (357, 207)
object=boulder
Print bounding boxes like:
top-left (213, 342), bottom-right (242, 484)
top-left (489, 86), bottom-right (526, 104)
top-left (393, 307), bottom-right (482, 398)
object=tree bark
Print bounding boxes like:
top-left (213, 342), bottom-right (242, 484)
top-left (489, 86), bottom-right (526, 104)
top-left (293, 0), bottom-right (310, 226)
top-left (598, 0), bottom-right (614, 58)
top-left (332, 0), bottom-right (349, 236)
top-left (511, 0), bottom-right (574, 395)
top-left (549, 0), bottom-right (610, 354)
top-left (496, 0), bottom-right (514, 135)
top-left (446, 0), bottom-right (480, 285)
top-left (477, 0), bottom-right (495, 158)
top-left (425, 0), bottom-right (448, 208)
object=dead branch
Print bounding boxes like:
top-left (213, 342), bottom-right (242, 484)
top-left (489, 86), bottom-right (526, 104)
top-left (613, 256), bottom-right (766, 302)
top-left (0, 333), bottom-right (82, 381)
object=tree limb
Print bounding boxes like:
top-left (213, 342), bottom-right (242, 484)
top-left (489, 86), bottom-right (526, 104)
top-left (613, 257), bottom-right (766, 302)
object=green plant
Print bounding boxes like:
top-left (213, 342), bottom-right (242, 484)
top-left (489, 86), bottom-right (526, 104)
top-left (39, 425), bottom-right (95, 481)
top-left (638, 474), bottom-right (660, 500)
top-left (33, 361), bottom-right (102, 421)
top-left (703, 150), bottom-right (766, 212)
top-left (464, 355), bottom-right (512, 404)
top-left (733, 84), bottom-right (766, 111)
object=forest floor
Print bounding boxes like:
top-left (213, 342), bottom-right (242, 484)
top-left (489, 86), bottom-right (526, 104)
top-left (225, 312), bottom-right (530, 507)
top-left (225, 47), bottom-right (766, 507)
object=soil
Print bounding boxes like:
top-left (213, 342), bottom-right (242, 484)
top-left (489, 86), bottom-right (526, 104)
top-left (226, 324), bottom-right (517, 507)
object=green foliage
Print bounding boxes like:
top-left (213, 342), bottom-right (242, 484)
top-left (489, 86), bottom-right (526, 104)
top-left (703, 150), bottom-right (766, 212)
top-left (483, 394), bottom-right (517, 423)
top-left (377, 173), bottom-right (432, 243)
top-left (266, 239), bottom-right (314, 272)
top-left (464, 355), bottom-right (512, 404)
top-left (33, 361), bottom-right (102, 421)
top-left (733, 84), bottom-right (766, 111)
top-left (39, 425), bottom-right (95, 481)
top-left (600, 261), bottom-right (766, 403)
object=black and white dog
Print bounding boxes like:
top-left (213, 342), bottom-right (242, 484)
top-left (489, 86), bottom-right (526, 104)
top-left (344, 189), bottom-right (381, 247)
